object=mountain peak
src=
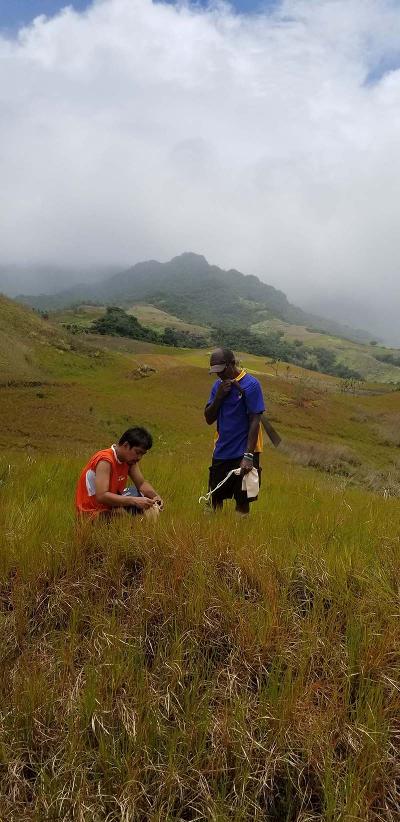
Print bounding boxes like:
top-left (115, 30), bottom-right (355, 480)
top-left (15, 252), bottom-right (371, 345)
top-left (170, 252), bottom-right (208, 268)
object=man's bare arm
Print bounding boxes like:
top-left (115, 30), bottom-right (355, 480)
top-left (129, 464), bottom-right (163, 508)
top-left (95, 461), bottom-right (154, 509)
top-left (240, 413), bottom-right (262, 475)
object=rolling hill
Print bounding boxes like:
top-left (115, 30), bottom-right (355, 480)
top-left (0, 294), bottom-right (74, 383)
top-left (47, 301), bottom-right (400, 384)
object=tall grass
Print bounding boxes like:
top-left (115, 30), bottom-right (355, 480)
top-left (0, 453), bottom-right (399, 820)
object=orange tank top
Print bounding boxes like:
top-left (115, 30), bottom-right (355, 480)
top-left (75, 446), bottom-right (129, 515)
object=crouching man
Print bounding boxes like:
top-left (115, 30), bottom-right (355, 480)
top-left (75, 427), bottom-right (163, 517)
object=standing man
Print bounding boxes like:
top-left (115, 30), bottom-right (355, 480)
top-left (204, 348), bottom-right (265, 514)
top-left (75, 427), bottom-right (163, 517)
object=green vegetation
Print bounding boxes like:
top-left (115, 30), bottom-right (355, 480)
top-left (91, 305), bottom-right (159, 342)
top-left (212, 327), bottom-right (363, 380)
top-left (61, 305), bottom-right (363, 380)
top-left (46, 297), bottom-right (400, 384)
top-left (161, 325), bottom-right (206, 348)
top-left (1, 295), bottom-right (400, 819)
top-left (127, 304), bottom-right (209, 338)
top-left (374, 351), bottom-right (400, 367)
top-left (88, 306), bottom-right (206, 349)
top-left (252, 317), bottom-right (400, 384)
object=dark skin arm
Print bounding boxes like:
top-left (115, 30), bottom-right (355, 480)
top-left (240, 413), bottom-right (262, 474)
top-left (204, 380), bottom-right (233, 424)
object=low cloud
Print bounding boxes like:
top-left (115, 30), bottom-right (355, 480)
top-left (1, 0), bottom-right (400, 337)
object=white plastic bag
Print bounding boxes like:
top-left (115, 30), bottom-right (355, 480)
top-left (242, 467), bottom-right (259, 499)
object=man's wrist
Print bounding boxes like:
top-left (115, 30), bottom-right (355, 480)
top-left (243, 452), bottom-right (254, 461)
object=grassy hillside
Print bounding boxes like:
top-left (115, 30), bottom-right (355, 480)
top-left (0, 294), bottom-right (77, 383)
top-left (252, 317), bottom-right (400, 384)
top-left (52, 301), bottom-right (400, 384)
top-left (126, 304), bottom-right (209, 337)
top-left (1, 298), bottom-right (400, 820)
top-left (55, 303), bottom-right (209, 338)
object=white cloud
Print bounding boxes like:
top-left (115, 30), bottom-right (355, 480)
top-left (1, 0), bottom-right (400, 336)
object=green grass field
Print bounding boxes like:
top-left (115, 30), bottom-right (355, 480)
top-left (126, 305), bottom-right (209, 337)
top-left (0, 296), bottom-right (399, 820)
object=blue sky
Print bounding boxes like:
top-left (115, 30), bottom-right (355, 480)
top-left (0, 0), bottom-right (274, 31)
top-left (0, 1), bottom-right (90, 30)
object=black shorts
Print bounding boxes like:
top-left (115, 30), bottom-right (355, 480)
top-left (208, 454), bottom-right (261, 507)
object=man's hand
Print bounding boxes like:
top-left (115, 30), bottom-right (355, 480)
top-left (130, 496), bottom-right (156, 511)
top-left (205, 379), bottom-right (234, 425)
top-left (239, 457), bottom-right (254, 475)
top-left (152, 495), bottom-right (164, 511)
top-left (215, 380), bottom-right (233, 400)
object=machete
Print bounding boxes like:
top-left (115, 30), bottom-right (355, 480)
top-left (233, 382), bottom-right (282, 448)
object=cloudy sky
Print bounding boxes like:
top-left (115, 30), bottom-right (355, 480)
top-left (1, 0), bottom-right (400, 339)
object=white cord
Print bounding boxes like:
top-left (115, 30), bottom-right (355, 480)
top-left (198, 468), bottom-right (241, 504)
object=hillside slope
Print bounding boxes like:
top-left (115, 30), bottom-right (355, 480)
top-left (0, 295), bottom-right (72, 382)
top-left (251, 317), bottom-right (400, 384)
top-left (0, 294), bottom-right (107, 387)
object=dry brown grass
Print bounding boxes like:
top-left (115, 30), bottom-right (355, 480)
top-left (0, 456), bottom-right (399, 820)
top-left (375, 415), bottom-right (400, 449)
top-left (282, 440), bottom-right (362, 478)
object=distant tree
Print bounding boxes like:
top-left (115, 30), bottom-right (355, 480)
top-left (161, 326), bottom-right (207, 348)
top-left (161, 327), bottom-right (179, 347)
top-left (91, 307), bottom-right (158, 342)
top-left (374, 352), bottom-right (400, 367)
top-left (90, 307), bottom-right (207, 349)
top-left (270, 358), bottom-right (281, 376)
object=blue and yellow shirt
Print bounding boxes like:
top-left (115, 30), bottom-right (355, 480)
top-left (207, 369), bottom-right (265, 460)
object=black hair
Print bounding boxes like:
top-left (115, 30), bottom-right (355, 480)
top-left (119, 427), bottom-right (153, 450)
